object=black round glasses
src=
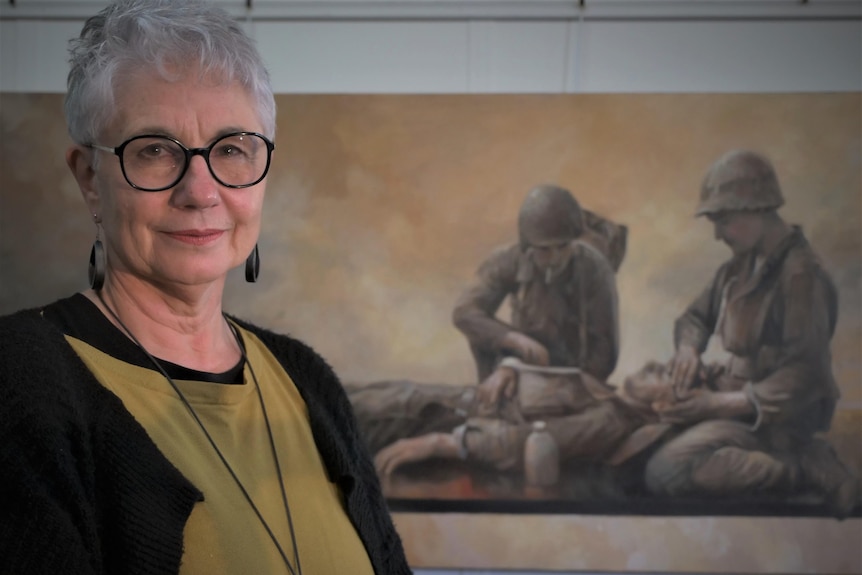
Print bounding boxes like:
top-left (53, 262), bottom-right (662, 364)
top-left (88, 132), bottom-right (275, 192)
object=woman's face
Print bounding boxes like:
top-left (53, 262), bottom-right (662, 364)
top-left (70, 69), bottom-right (268, 290)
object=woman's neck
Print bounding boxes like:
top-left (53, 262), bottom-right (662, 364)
top-left (83, 278), bottom-right (242, 373)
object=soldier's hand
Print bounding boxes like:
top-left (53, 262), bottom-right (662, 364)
top-left (655, 391), bottom-right (708, 424)
top-left (477, 366), bottom-right (518, 409)
top-left (669, 344), bottom-right (701, 394)
top-left (501, 332), bottom-right (550, 366)
top-left (656, 390), bottom-right (753, 425)
top-left (374, 433), bottom-right (459, 476)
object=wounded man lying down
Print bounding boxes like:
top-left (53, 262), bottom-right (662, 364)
top-left (346, 358), bottom-right (860, 519)
top-left (345, 358), bottom-right (650, 476)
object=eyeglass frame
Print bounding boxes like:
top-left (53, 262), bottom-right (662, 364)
top-left (87, 131), bottom-right (275, 192)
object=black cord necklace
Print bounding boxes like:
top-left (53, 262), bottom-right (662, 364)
top-left (95, 290), bottom-right (302, 575)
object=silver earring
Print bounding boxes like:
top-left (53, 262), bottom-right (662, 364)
top-left (89, 219), bottom-right (106, 290)
top-left (245, 244), bottom-right (260, 283)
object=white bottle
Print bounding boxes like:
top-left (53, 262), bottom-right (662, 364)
top-left (524, 420), bottom-right (560, 487)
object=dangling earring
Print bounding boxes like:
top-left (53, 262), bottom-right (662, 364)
top-left (245, 244), bottom-right (260, 283)
top-left (89, 217), bottom-right (106, 290)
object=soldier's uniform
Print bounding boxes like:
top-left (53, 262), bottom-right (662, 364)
top-left (453, 240), bottom-right (619, 382)
top-left (645, 151), bottom-right (855, 512)
top-left (646, 226), bottom-right (840, 495)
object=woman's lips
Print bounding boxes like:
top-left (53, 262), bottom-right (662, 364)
top-left (164, 229), bottom-right (225, 246)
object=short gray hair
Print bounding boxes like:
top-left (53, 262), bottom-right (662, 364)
top-left (65, 0), bottom-right (276, 144)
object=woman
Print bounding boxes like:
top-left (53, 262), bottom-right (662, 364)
top-left (0, 1), bottom-right (411, 573)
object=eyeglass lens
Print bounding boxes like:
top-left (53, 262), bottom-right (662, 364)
top-left (121, 133), bottom-right (270, 191)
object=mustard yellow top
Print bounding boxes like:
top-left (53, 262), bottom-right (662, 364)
top-left (66, 325), bottom-right (375, 575)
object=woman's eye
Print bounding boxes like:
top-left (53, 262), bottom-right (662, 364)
top-left (216, 145), bottom-right (243, 157)
top-left (141, 144), bottom-right (164, 156)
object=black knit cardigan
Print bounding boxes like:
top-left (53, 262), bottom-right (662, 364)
top-left (0, 303), bottom-right (411, 575)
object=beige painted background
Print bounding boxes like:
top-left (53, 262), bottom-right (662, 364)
top-left (1, 93), bottom-right (860, 572)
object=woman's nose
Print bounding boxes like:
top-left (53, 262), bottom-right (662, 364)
top-left (171, 155), bottom-right (220, 208)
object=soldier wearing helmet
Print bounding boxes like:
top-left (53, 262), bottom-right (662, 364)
top-left (695, 148), bottom-right (785, 217)
top-left (644, 149), bottom-right (858, 518)
top-left (454, 184), bottom-right (621, 382)
top-left (449, 184), bottom-right (634, 464)
top-left (517, 184), bottom-right (586, 284)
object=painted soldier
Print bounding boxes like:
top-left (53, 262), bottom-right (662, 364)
top-left (645, 149), bottom-right (859, 517)
top-left (452, 184), bottom-right (621, 406)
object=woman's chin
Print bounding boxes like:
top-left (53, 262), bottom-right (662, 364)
top-left (153, 267), bottom-right (232, 288)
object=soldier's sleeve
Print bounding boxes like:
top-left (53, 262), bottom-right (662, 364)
top-left (744, 267), bottom-right (838, 430)
top-left (579, 244), bottom-right (620, 380)
top-left (673, 266), bottom-right (727, 353)
top-left (452, 245), bottom-right (520, 354)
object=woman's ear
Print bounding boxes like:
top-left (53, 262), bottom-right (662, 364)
top-left (66, 144), bottom-right (100, 215)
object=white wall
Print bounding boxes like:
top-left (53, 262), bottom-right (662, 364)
top-left (0, 2), bottom-right (859, 574)
top-left (1, 1), bottom-right (860, 94)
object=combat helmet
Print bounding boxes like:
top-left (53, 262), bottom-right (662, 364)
top-left (696, 149), bottom-right (784, 216)
top-left (518, 184), bottom-right (584, 248)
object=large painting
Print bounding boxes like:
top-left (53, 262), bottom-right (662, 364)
top-left (1, 92), bottom-right (860, 572)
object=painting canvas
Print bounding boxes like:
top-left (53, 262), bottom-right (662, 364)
top-left (1, 92), bottom-right (860, 572)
